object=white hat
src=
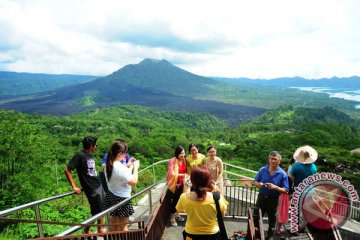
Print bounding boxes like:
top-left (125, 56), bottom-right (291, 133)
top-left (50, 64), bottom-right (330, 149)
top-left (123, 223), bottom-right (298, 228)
top-left (293, 145), bottom-right (318, 164)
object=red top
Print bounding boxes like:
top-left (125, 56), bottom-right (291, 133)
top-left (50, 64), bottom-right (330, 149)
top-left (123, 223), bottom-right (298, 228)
top-left (177, 161), bottom-right (187, 185)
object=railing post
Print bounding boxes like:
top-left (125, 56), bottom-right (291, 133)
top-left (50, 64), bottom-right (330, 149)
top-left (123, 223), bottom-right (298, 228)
top-left (34, 204), bottom-right (44, 238)
top-left (153, 165), bottom-right (156, 184)
top-left (148, 188), bottom-right (153, 215)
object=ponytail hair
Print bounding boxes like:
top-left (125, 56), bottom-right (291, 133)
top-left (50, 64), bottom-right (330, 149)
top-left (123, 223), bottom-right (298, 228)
top-left (106, 140), bottom-right (127, 181)
top-left (190, 165), bottom-right (213, 199)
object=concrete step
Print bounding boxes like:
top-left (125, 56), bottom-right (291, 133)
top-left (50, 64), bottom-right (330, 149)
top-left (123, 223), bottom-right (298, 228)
top-left (131, 182), bottom-right (167, 225)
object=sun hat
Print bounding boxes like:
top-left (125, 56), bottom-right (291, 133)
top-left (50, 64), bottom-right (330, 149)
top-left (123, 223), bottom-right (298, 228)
top-left (293, 145), bottom-right (318, 164)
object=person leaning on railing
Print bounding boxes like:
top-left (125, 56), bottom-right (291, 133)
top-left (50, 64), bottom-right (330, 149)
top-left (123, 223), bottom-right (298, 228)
top-left (253, 151), bottom-right (289, 239)
top-left (64, 136), bottom-right (107, 234)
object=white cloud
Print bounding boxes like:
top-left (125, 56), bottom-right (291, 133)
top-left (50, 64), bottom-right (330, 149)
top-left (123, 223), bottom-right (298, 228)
top-left (0, 0), bottom-right (360, 78)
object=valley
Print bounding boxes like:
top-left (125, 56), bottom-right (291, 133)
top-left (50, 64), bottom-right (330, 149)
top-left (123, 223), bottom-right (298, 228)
top-left (0, 59), bottom-right (360, 238)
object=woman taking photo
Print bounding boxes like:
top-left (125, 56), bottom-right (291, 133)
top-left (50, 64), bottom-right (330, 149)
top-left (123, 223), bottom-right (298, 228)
top-left (176, 165), bottom-right (228, 240)
top-left (103, 140), bottom-right (140, 231)
top-left (166, 145), bottom-right (187, 226)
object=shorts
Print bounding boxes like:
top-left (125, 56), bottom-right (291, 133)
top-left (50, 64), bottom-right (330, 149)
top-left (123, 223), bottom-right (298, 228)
top-left (86, 186), bottom-right (105, 216)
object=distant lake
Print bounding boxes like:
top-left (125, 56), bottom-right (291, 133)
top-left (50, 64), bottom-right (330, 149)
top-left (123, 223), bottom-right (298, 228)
top-left (292, 87), bottom-right (360, 109)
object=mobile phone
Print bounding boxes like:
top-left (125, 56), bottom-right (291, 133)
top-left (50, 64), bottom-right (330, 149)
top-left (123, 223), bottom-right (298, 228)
top-left (185, 179), bottom-right (192, 186)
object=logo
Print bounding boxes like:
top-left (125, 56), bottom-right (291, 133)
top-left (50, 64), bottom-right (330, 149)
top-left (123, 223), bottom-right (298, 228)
top-left (290, 172), bottom-right (358, 233)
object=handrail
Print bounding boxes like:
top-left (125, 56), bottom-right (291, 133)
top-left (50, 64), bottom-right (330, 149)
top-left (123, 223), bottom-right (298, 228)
top-left (0, 159), bottom-right (170, 238)
top-left (223, 162), bottom-right (258, 174)
top-left (223, 162), bottom-right (257, 181)
top-left (0, 191), bottom-right (76, 217)
top-left (0, 191), bottom-right (77, 238)
top-left (138, 159), bottom-right (169, 174)
top-left (56, 180), bottom-right (165, 236)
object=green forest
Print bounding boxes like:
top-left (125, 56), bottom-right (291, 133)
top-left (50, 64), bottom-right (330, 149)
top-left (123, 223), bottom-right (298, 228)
top-left (1, 105), bottom-right (360, 239)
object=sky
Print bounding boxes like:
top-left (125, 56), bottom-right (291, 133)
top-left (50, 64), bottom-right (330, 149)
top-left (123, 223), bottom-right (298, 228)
top-left (1, 0), bottom-right (360, 79)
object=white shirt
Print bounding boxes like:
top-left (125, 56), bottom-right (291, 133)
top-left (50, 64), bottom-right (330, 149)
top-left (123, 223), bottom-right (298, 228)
top-left (105, 161), bottom-right (133, 198)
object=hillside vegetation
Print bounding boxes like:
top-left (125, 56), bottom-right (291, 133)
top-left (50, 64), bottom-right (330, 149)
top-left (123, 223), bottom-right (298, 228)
top-left (0, 105), bottom-right (359, 238)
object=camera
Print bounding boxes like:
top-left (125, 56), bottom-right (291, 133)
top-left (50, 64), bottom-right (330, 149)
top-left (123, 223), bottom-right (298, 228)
top-left (263, 183), bottom-right (269, 188)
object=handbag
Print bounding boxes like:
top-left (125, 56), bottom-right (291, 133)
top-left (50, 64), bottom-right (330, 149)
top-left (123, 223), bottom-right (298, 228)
top-left (213, 191), bottom-right (228, 240)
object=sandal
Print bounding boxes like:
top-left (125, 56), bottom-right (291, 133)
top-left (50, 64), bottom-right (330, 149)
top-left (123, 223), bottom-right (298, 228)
top-left (82, 229), bottom-right (93, 234)
top-left (98, 228), bottom-right (107, 234)
top-left (175, 215), bottom-right (185, 222)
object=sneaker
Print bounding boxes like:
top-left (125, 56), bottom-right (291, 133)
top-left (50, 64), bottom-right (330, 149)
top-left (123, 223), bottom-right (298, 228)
top-left (170, 218), bottom-right (177, 227)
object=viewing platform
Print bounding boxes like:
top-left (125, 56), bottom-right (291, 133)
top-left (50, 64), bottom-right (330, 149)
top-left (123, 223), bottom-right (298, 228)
top-left (1, 160), bottom-right (359, 240)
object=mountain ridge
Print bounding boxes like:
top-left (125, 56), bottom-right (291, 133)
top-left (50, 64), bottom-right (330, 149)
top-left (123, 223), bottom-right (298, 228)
top-left (0, 71), bottom-right (99, 98)
top-left (0, 59), bottom-right (266, 126)
top-left (108, 58), bottom-right (217, 95)
top-left (2, 58), bottom-right (360, 124)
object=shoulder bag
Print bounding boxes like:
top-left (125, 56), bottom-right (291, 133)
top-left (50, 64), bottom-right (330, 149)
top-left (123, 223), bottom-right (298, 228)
top-left (213, 191), bottom-right (228, 240)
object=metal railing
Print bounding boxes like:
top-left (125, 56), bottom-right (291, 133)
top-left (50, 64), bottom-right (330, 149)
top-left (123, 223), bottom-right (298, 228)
top-left (0, 191), bottom-right (77, 238)
top-left (0, 160), bottom-right (171, 239)
top-left (224, 180), bottom-right (258, 217)
top-left (223, 162), bottom-right (258, 180)
top-left (1, 158), bottom-right (359, 239)
top-left (350, 199), bottom-right (360, 221)
top-left (56, 180), bottom-right (165, 237)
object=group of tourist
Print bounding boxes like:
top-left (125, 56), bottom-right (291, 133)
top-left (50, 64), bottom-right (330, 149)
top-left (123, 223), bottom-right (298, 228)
top-left (64, 136), bottom-right (318, 240)
top-left (64, 137), bottom-right (139, 234)
top-left (166, 143), bottom-right (228, 240)
top-left (253, 145), bottom-right (318, 239)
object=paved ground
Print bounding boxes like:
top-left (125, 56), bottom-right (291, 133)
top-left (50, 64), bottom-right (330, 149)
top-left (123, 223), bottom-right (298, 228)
top-left (161, 215), bottom-right (252, 240)
top-left (160, 215), bottom-right (321, 240)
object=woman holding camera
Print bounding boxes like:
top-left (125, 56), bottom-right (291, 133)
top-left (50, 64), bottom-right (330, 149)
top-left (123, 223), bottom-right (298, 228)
top-left (176, 165), bottom-right (228, 240)
top-left (103, 140), bottom-right (140, 231)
